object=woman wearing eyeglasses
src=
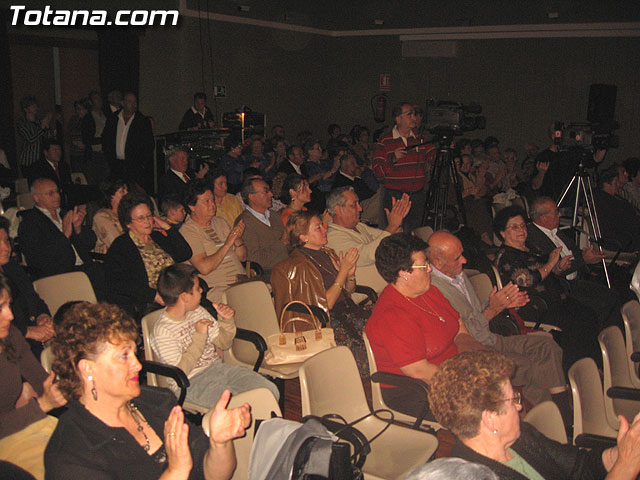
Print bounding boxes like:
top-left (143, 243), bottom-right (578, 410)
top-left (493, 206), bottom-right (601, 372)
top-left (365, 233), bottom-right (484, 418)
top-left (105, 191), bottom-right (192, 318)
top-left (430, 350), bottom-right (640, 480)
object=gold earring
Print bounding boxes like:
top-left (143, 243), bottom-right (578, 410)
top-left (88, 375), bottom-right (98, 401)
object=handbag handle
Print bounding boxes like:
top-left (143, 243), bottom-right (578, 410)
top-left (279, 301), bottom-right (319, 333)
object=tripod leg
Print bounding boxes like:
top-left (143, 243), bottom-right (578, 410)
top-left (582, 176), bottom-right (611, 288)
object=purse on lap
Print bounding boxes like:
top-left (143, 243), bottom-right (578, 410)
top-left (264, 301), bottom-right (336, 365)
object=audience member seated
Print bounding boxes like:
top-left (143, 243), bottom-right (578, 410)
top-left (429, 350), bottom-right (640, 480)
top-left (350, 125), bottom-right (374, 167)
top-left (219, 136), bottom-right (247, 193)
top-left (26, 139), bottom-right (71, 195)
top-left (302, 139), bottom-right (338, 211)
top-left (527, 196), bottom-right (622, 328)
top-left (92, 179), bottom-right (128, 254)
top-left (493, 206), bottom-right (601, 371)
top-left (0, 218), bottom-right (53, 358)
top-left (404, 458), bottom-right (498, 480)
top-left (325, 123), bottom-right (342, 153)
top-left (45, 302), bottom-right (250, 480)
top-left (457, 153), bottom-right (493, 245)
top-left (501, 147), bottom-right (525, 192)
top-left (160, 195), bottom-right (186, 227)
top-left (152, 264), bottom-right (279, 407)
top-left (209, 168), bottom-right (243, 229)
top-left (279, 174), bottom-right (311, 227)
top-left (271, 211), bottom-right (371, 378)
top-left (427, 231), bottom-right (570, 424)
top-left (178, 92), bottom-right (215, 131)
top-left (268, 137), bottom-right (288, 179)
top-left (326, 186), bottom-right (410, 293)
top-left (245, 135), bottom-right (276, 180)
top-left (180, 179), bottom-right (246, 303)
top-left (593, 165), bottom-right (640, 252)
top-left (621, 157), bottom-right (640, 214)
top-left (157, 147), bottom-right (208, 205)
top-left (483, 143), bottom-right (507, 197)
top-left (332, 152), bottom-right (378, 216)
top-left (236, 177), bottom-right (288, 275)
top-left (276, 144), bottom-right (304, 176)
top-left (105, 191), bottom-right (192, 318)
top-left (365, 233), bottom-right (483, 417)
top-left (0, 273), bottom-right (66, 479)
top-left (18, 178), bottom-right (105, 295)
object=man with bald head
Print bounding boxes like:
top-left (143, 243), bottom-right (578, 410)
top-left (427, 231), bottom-right (570, 420)
top-left (18, 179), bottom-right (104, 296)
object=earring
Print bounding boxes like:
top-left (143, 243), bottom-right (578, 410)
top-left (404, 277), bottom-right (409, 281)
top-left (88, 375), bottom-right (98, 401)
top-left (492, 429), bottom-right (498, 435)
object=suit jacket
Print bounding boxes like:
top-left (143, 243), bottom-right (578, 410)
top-left (18, 208), bottom-right (96, 278)
top-left (276, 160), bottom-right (299, 176)
top-left (157, 170), bottom-right (189, 204)
top-left (332, 172), bottom-right (375, 201)
top-left (104, 228), bottom-right (192, 310)
top-left (526, 223), bottom-right (586, 278)
top-left (2, 260), bottom-right (50, 336)
top-left (102, 111), bottom-right (154, 174)
top-left (27, 160), bottom-right (72, 191)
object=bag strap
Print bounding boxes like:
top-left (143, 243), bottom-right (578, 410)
top-left (281, 316), bottom-right (317, 333)
top-left (279, 300), bottom-right (319, 332)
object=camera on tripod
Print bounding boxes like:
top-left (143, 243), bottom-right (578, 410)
top-left (552, 121), bottom-right (619, 150)
top-left (425, 100), bottom-right (486, 135)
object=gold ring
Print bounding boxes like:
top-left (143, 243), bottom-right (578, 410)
top-left (167, 432), bottom-right (175, 436)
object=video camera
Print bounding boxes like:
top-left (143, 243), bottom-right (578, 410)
top-left (425, 100), bottom-right (486, 135)
top-left (552, 121), bottom-right (619, 150)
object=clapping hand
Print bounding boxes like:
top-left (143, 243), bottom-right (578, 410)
top-left (339, 248), bottom-right (359, 276)
top-left (489, 282), bottom-right (529, 314)
top-left (164, 406), bottom-right (193, 478)
top-left (385, 194), bottom-right (411, 232)
top-left (212, 303), bottom-right (235, 321)
top-left (209, 390), bottom-right (251, 446)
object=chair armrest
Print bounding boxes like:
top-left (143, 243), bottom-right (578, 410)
top-left (370, 371), bottom-right (430, 429)
top-left (234, 327), bottom-right (267, 372)
top-left (574, 433), bottom-right (617, 449)
top-left (284, 302), bottom-right (330, 328)
top-left (141, 360), bottom-right (190, 406)
top-left (355, 285), bottom-right (378, 305)
top-left (606, 386), bottom-right (640, 401)
top-left (242, 260), bottom-right (264, 277)
top-left (631, 352), bottom-right (640, 363)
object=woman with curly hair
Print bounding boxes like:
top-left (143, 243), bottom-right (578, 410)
top-left (45, 302), bottom-right (250, 480)
top-left (429, 350), bottom-right (640, 480)
top-left (493, 206), bottom-right (601, 372)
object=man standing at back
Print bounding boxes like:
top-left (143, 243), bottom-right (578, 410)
top-left (373, 102), bottom-right (436, 233)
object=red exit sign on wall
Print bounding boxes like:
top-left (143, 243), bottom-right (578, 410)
top-left (379, 74), bottom-right (391, 91)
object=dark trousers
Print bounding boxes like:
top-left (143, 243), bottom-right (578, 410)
top-left (383, 188), bottom-right (426, 234)
top-left (569, 278), bottom-right (622, 331)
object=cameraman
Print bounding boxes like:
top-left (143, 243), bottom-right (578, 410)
top-left (531, 123), bottom-right (606, 200)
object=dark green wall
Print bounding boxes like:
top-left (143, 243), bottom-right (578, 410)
top-left (140, 19), bottom-right (640, 161)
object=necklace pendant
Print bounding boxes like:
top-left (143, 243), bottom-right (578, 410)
top-left (438, 315), bottom-right (445, 323)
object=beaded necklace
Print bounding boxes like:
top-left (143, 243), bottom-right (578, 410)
top-left (127, 401), bottom-right (150, 452)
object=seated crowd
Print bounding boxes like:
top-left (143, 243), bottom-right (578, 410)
top-left (2, 93), bottom-right (640, 479)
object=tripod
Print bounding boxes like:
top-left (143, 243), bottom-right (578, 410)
top-left (422, 129), bottom-right (467, 231)
top-left (557, 155), bottom-right (611, 288)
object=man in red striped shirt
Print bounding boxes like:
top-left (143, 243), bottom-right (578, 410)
top-left (373, 102), bottom-right (436, 233)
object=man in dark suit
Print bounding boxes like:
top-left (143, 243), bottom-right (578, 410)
top-left (526, 196), bottom-right (621, 329)
top-left (102, 92), bottom-right (154, 192)
top-left (18, 178), bottom-right (105, 298)
top-left (276, 144), bottom-right (304, 176)
top-left (27, 139), bottom-right (71, 193)
top-left (157, 147), bottom-right (209, 204)
top-left (332, 152), bottom-right (376, 202)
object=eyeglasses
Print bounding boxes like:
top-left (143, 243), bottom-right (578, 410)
top-left (501, 391), bottom-right (522, 406)
top-left (131, 214), bottom-right (153, 223)
top-left (399, 110), bottom-right (416, 117)
top-left (506, 223), bottom-right (527, 231)
top-left (411, 263), bottom-right (430, 269)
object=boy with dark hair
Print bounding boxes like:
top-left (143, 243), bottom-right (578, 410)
top-left (160, 194), bottom-right (186, 225)
top-left (151, 264), bottom-right (279, 406)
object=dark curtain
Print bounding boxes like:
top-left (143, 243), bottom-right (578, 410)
top-left (0, 9), bottom-right (16, 171)
top-left (98, 29), bottom-right (140, 101)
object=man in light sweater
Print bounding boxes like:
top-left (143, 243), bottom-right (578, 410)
top-left (326, 186), bottom-right (410, 292)
top-left (151, 264), bottom-right (279, 407)
top-left (235, 177), bottom-right (288, 276)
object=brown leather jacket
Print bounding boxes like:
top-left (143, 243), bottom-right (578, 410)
top-left (271, 247), bottom-right (343, 324)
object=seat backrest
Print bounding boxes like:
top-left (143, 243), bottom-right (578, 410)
top-left (598, 325), bottom-right (633, 426)
top-left (631, 262), bottom-right (640, 302)
top-left (468, 273), bottom-right (493, 305)
top-left (363, 332), bottom-right (384, 411)
top-left (41, 345), bottom-right (55, 373)
top-left (16, 192), bottom-right (35, 210)
top-left (223, 281), bottom-right (279, 366)
top-left (412, 226), bottom-right (434, 242)
top-left (33, 271), bottom-right (97, 317)
top-left (299, 346), bottom-right (370, 420)
top-left (15, 178), bottom-right (29, 194)
top-left (523, 401), bottom-right (568, 444)
top-left (70, 172), bottom-right (88, 185)
top-left (568, 357), bottom-right (618, 442)
top-left (202, 388), bottom-right (281, 480)
top-left (622, 300), bottom-right (640, 387)
top-left (140, 308), bottom-right (166, 388)
top-left (490, 264), bottom-right (503, 290)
